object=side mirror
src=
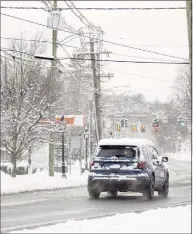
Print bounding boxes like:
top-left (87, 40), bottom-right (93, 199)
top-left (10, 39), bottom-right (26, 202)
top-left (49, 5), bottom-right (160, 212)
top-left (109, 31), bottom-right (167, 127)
top-left (162, 156), bottom-right (168, 162)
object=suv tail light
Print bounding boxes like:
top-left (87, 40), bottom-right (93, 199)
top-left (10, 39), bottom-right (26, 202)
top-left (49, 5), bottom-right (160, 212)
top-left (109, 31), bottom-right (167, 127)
top-left (90, 161), bottom-right (95, 167)
top-left (137, 161), bottom-right (146, 169)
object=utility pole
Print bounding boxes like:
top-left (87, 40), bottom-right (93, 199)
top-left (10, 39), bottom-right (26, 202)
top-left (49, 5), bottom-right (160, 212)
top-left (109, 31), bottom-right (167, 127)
top-left (90, 38), bottom-right (101, 140)
top-left (49, 0), bottom-right (57, 177)
top-left (186, 0), bottom-right (192, 64)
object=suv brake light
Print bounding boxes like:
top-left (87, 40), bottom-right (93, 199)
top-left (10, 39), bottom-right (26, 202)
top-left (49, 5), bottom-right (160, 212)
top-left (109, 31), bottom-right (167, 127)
top-left (137, 161), bottom-right (146, 169)
top-left (89, 161), bottom-right (95, 171)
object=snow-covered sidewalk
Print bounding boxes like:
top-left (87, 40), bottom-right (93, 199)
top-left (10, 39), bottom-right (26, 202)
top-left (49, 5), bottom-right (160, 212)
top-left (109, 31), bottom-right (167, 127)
top-left (1, 162), bottom-right (88, 195)
top-left (10, 205), bottom-right (191, 233)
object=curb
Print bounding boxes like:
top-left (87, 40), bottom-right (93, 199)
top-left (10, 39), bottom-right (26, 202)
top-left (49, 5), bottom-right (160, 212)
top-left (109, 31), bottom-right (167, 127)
top-left (1, 184), bottom-right (87, 196)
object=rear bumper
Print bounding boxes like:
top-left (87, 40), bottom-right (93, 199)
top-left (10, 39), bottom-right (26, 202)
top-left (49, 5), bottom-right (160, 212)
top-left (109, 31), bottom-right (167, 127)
top-left (88, 174), bottom-right (150, 192)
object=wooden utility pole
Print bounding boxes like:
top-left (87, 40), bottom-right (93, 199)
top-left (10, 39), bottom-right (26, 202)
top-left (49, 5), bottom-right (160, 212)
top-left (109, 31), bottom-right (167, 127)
top-left (90, 38), bottom-right (101, 140)
top-left (49, 0), bottom-right (57, 177)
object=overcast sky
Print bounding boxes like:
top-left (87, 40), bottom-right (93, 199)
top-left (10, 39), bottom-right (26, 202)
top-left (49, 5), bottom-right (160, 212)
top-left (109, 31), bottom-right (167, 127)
top-left (1, 1), bottom-right (189, 102)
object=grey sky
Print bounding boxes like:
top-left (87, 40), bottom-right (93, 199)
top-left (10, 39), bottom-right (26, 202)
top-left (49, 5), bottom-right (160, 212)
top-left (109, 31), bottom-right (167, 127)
top-left (1, 1), bottom-right (189, 101)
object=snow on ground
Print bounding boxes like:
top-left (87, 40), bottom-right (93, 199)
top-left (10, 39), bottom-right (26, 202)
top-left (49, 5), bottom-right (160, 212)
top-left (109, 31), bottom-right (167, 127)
top-left (1, 161), bottom-right (88, 195)
top-left (164, 150), bottom-right (191, 162)
top-left (10, 205), bottom-right (191, 233)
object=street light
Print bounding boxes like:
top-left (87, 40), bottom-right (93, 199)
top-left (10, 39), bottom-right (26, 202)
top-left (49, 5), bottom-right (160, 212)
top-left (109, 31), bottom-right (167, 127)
top-left (84, 127), bottom-right (89, 171)
top-left (34, 54), bottom-right (55, 61)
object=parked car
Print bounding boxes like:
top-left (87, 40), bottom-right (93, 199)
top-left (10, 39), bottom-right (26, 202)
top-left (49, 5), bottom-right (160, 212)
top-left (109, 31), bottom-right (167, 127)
top-left (88, 138), bottom-right (169, 200)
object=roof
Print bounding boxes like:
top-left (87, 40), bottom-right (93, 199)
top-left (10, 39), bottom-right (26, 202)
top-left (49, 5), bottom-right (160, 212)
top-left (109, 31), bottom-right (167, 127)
top-left (98, 138), bottom-right (154, 147)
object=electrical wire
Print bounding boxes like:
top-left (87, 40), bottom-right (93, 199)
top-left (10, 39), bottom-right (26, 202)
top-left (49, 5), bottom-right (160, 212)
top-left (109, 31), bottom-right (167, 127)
top-left (1, 12), bottom-right (187, 61)
top-left (1, 6), bottom-right (186, 10)
top-left (0, 12), bottom-right (74, 34)
top-left (1, 51), bottom-right (55, 68)
top-left (102, 41), bottom-right (189, 61)
top-left (1, 37), bottom-right (80, 49)
top-left (108, 68), bottom-right (173, 83)
top-left (1, 47), bottom-right (34, 57)
top-left (1, 45), bottom-right (188, 66)
top-left (58, 57), bottom-right (189, 64)
top-left (64, 1), bottom-right (100, 31)
top-left (111, 52), bottom-right (181, 63)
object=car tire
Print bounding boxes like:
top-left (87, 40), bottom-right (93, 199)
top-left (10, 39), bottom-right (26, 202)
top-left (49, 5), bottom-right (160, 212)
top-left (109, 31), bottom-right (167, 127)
top-left (107, 191), bottom-right (118, 197)
top-left (158, 174), bottom-right (169, 198)
top-left (88, 190), bottom-right (100, 199)
top-left (143, 174), bottom-right (155, 200)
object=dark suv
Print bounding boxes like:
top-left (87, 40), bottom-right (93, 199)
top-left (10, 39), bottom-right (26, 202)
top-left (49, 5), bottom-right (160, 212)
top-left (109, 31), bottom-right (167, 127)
top-left (88, 138), bottom-right (169, 200)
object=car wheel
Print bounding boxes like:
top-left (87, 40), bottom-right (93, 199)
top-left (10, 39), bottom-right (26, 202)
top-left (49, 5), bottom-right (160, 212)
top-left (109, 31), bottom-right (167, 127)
top-left (107, 191), bottom-right (118, 197)
top-left (88, 190), bottom-right (100, 199)
top-left (158, 174), bottom-right (169, 198)
top-left (143, 174), bottom-right (155, 200)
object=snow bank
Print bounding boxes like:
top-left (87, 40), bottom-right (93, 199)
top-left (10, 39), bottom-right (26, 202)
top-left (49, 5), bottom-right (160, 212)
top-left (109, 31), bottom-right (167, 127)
top-left (164, 151), bottom-right (191, 162)
top-left (1, 163), bottom-right (88, 195)
top-left (10, 205), bottom-right (191, 233)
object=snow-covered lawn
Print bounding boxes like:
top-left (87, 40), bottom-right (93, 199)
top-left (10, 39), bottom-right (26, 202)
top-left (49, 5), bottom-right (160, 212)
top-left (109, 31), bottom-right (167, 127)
top-left (1, 162), bottom-right (88, 195)
top-left (10, 205), bottom-right (191, 233)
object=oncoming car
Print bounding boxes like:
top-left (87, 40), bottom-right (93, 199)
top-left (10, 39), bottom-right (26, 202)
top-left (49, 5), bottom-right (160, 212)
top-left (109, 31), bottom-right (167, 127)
top-left (87, 138), bottom-right (169, 200)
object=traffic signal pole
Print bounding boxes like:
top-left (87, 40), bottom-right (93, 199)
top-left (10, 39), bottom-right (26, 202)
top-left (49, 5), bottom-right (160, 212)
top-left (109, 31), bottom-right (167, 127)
top-left (61, 131), bottom-right (66, 178)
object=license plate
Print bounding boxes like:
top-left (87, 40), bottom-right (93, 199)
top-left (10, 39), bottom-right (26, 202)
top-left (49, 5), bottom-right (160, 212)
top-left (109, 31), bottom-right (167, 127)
top-left (110, 164), bottom-right (120, 170)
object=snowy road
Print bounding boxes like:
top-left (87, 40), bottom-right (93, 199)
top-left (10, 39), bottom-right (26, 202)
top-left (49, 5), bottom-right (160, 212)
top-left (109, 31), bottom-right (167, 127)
top-left (1, 159), bottom-right (191, 233)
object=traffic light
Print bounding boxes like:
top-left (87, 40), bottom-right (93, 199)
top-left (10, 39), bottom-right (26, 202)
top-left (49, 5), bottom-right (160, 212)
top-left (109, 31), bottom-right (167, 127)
top-left (131, 124), bottom-right (137, 132)
top-left (177, 116), bottom-right (185, 127)
top-left (117, 124), bottom-right (121, 132)
top-left (153, 126), bottom-right (159, 132)
top-left (103, 120), bottom-right (106, 127)
top-left (153, 118), bottom-right (159, 127)
top-left (99, 103), bottom-right (103, 113)
top-left (121, 119), bottom-right (124, 128)
top-left (141, 125), bottom-right (146, 132)
top-left (125, 119), bottom-right (128, 128)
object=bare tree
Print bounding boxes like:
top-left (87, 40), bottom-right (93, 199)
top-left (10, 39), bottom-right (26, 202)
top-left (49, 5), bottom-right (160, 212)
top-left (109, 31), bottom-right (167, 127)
top-left (171, 65), bottom-right (191, 118)
top-left (1, 33), bottom-right (63, 177)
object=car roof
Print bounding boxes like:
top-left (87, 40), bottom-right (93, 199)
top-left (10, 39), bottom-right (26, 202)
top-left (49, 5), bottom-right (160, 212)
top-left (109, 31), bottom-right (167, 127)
top-left (98, 138), bottom-right (154, 147)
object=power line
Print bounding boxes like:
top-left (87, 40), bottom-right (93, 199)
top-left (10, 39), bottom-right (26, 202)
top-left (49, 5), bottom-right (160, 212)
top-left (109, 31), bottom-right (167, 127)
top-left (59, 57), bottom-right (189, 64)
top-left (111, 52), bottom-right (181, 63)
top-left (108, 68), bottom-right (173, 84)
top-left (103, 41), bottom-right (189, 61)
top-left (1, 46), bottom-right (188, 65)
top-left (1, 6), bottom-right (186, 10)
top-left (0, 12), bottom-right (74, 34)
top-left (1, 37), bottom-right (80, 49)
top-left (64, 1), bottom-right (99, 30)
top-left (1, 12), bottom-right (188, 61)
top-left (1, 47), bottom-right (34, 57)
top-left (1, 51), bottom-right (54, 68)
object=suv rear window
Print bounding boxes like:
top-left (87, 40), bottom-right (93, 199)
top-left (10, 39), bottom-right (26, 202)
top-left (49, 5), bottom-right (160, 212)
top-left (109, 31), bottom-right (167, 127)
top-left (96, 146), bottom-right (136, 158)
